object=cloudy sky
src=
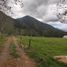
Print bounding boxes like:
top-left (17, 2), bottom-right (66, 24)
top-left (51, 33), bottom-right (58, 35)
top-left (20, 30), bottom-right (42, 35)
top-left (1, 0), bottom-right (67, 31)
top-left (7, 0), bottom-right (60, 18)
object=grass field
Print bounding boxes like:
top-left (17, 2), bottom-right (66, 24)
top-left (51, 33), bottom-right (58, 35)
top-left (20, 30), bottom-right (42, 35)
top-left (0, 35), bottom-right (4, 43)
top-left (0, 35), bottom-right (5, 46)
top-left (18, 36), bottom-right (67, 67)
top-left (0, 35), bottom-right (5, 53)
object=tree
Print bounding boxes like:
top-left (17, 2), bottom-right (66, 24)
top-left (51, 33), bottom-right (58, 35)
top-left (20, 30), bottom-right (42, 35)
top-left (56, 0), bottom-right (67, 23)
top-left (0, 0), bottom-right (23, 14)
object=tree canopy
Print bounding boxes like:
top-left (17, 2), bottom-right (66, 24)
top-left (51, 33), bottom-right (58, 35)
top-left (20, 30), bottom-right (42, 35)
top-left (0, 0), bottom-right (23, 14)
top-left (56, 0), bottom-right (67, 23)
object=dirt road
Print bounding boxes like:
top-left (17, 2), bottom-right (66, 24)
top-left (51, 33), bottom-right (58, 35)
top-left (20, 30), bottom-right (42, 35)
top-left (0, 37), bottom-right (12, 67)
top-left (0, 36), bottom-right (37, 67)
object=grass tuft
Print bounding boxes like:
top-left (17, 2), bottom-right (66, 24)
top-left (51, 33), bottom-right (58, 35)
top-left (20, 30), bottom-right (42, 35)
top-left (10, 44), bottom-right (20, 58)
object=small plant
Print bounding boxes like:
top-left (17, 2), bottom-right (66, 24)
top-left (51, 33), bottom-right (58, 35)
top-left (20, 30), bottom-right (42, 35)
top-left (10, 44), bottom-right (20, 58)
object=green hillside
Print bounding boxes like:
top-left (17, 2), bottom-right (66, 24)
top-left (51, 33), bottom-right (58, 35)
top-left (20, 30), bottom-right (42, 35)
top-left (0, 11), bottom-right (15, 35)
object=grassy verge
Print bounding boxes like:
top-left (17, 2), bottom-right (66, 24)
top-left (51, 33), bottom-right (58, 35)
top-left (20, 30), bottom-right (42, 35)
top-left (18, 36), bottom-right (67, 67)
top-left (0, 35), bottom-right (6, 53)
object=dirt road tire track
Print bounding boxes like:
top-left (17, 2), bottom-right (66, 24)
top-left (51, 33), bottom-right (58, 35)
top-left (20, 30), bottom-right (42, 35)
top-left (0, 37), bottom-right (12, 67)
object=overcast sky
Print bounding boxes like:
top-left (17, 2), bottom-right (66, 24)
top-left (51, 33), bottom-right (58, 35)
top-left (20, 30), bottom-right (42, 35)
top-left (7, 0), bottom-right (60, 18)
top-left (1, 0), bottom-right (67, 31)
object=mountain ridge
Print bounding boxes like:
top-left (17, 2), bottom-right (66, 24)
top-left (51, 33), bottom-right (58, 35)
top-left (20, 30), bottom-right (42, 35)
top-left (15, 15), bottom-right (67, 37)
top-left (0, 11), bottom-right (67, 37)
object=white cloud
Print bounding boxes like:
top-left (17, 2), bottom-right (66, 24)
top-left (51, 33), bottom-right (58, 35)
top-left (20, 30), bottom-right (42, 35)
top-left (43, 4), bottom-right (58, 21)
top-left (37, 5), bottom-right (47, 15)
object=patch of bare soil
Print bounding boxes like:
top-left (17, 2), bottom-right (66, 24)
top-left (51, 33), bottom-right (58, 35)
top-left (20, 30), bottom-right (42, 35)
top-left (54, 56), bottom-right (67, 64)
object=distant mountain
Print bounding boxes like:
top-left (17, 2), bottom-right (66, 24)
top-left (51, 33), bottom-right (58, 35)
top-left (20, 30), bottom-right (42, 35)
top-left (0, 11), bottom-right (15, 34)
top-left (0, 11), bottom-right (67, 37)
top-left (15, 15), bottom-right (67, 37)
